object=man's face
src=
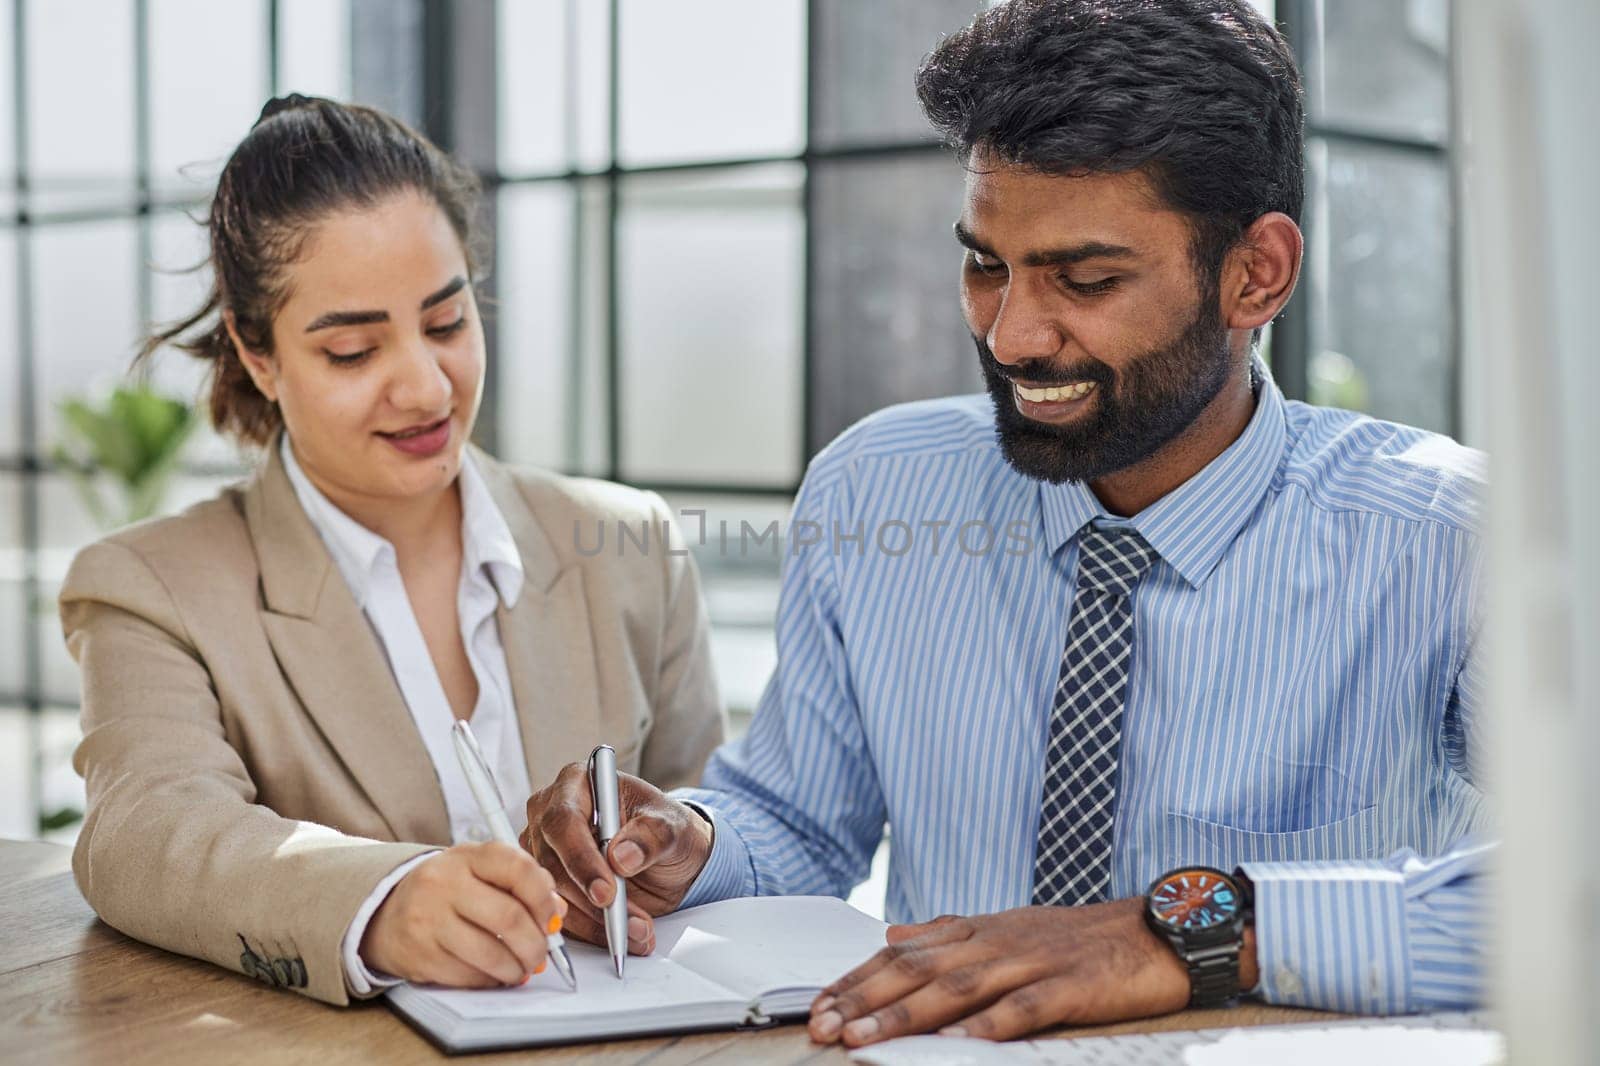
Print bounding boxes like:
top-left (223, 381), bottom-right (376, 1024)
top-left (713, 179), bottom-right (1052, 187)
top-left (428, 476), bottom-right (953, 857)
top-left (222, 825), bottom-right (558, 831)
top-left (958, 159), bottom-right (1233, 484)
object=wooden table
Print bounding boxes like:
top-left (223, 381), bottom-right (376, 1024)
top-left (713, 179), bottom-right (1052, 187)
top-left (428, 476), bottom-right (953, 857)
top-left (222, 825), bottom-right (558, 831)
top-left (0, 838), bottom-right (1342, 1064)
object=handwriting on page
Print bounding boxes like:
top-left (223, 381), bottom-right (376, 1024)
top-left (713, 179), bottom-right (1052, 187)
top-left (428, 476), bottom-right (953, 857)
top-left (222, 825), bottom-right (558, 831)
top-left (421, 943), bottom-right (743, 1021)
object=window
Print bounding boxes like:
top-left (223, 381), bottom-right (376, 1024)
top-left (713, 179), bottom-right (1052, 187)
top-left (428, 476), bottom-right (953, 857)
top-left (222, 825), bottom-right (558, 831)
top-left (1, 0), bottom-right (1460, 838)
top-left (1278, 0), bottom-right (1458, 435)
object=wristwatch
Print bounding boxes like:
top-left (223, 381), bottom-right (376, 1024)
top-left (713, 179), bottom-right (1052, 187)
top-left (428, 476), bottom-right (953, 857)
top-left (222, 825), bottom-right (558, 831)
top-left (1144, 865), bottom-right (1254, 1008)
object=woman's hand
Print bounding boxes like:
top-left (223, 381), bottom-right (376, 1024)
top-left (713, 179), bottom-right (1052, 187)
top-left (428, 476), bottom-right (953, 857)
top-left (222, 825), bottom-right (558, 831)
top-left (359, 841), bottom-right (568, 988)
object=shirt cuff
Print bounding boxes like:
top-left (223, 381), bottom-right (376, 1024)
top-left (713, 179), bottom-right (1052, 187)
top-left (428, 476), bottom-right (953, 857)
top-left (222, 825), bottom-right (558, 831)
top-left (1240, 859), bottom-right (1411, 1014)
top-left (674, 798), bottom-right (756, 910)
top-left (341, 851), bottom-right (441, 997)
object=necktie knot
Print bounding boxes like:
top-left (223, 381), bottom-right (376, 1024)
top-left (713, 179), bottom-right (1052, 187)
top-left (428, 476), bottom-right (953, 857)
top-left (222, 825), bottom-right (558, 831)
top-left (1074, 525), bottom-right (1159, 598)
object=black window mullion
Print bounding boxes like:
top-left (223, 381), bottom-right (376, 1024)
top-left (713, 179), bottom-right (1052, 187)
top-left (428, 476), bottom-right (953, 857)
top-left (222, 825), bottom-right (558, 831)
top-left (604, 0), bottom-right (621, 484)
top-left (134, 0), bottom-right (153, 345)
top-left (800, 0), bottom-right (817, 464)
top-left (13, 0), bottom-right (44, 834)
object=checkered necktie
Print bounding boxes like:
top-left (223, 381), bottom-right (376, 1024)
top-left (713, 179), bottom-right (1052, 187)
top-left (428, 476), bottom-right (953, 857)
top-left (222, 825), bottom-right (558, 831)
top-left (1031, 524), bottom-right (1160, 907)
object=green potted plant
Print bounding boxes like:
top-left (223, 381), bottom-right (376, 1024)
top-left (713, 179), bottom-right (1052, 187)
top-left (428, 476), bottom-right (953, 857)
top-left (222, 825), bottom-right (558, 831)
top-left (54, 384), bottom-right (196, 530)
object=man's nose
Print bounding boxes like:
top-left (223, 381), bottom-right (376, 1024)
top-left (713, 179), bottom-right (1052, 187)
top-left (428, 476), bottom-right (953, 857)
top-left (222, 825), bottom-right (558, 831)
top-left (986, 279), bottom-right (1065, 366)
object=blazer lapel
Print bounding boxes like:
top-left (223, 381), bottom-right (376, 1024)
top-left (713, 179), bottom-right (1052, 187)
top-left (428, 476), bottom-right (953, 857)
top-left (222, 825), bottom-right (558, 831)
top-left (246, 441), bottom-right (452, 845)
top-left (477, 453), bottom-right (604, 790)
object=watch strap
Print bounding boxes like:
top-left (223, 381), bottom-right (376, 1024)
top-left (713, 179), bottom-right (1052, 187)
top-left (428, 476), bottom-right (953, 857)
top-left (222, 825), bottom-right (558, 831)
top-left (1184, 943), bottom-right (1241, 1008)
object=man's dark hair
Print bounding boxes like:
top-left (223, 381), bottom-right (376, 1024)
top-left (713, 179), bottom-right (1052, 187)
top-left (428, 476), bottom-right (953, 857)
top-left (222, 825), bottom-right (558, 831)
top-left (916, 0), bottom-right (1304, 280)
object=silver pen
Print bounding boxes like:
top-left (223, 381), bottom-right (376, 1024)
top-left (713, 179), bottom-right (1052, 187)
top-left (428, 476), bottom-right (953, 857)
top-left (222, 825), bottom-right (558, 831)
top-left (587, 744), bottom-right (629, 979)
top-left (451, 720), bottom-right (577, 991)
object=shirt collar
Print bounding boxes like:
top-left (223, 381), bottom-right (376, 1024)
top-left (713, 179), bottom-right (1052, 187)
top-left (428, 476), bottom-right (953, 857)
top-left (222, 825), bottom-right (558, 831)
top-left (280, 435), bottom-right (391, 609)
top-left (279, 437), bottom-right (525, 610)
top-left (1037, 358), bottom-right (1287, 589)
top-left (456, 450), bottom-right (525, 609)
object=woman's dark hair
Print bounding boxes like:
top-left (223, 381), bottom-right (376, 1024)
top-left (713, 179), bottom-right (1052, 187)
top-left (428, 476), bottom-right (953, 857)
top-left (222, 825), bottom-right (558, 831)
top-left (916, 0), bottom-right (1303, 282)
top-left (139, 94), bottom-right (484, 446)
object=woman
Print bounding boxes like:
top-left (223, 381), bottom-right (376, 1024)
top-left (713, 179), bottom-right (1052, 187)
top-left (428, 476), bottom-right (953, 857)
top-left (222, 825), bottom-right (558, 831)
top-left (60, 95), bottom-right (725, 1006)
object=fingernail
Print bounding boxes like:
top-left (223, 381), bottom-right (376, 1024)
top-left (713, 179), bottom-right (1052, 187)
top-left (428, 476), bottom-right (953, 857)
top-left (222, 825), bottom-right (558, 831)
top-left (627, 916), bottom-right (648, 940)
top-left (941, 1026), bottom-right (967, 1038)
top-left (547, 914), bottom-right (562, 935)
top-left (613, 841), bottom-right (643, 875)
top-left (812, 1010), bottom-right (843, 1040)
top-left (588, 878), bottom-right (610, 905)
top-left (813, 995), bottom-right (835, 1014)
top-left (535, 961), bottom-right (546, 975)
top-left (844, 1016), bottom-right (881, 1042)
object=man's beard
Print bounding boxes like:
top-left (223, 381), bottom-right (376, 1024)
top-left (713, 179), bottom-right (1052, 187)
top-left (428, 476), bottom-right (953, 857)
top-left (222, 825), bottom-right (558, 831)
top-left (978, 295), bottom-right (1233, 485)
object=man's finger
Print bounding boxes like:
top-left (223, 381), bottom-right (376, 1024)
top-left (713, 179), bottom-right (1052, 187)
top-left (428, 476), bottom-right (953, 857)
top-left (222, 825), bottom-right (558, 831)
top-left (886, 914), bottom-right (962, 946)
top-left (833, 962), bottom-right (1015, 1047)
top-left (539, 792), bottom-right (618, 909)
top-left (532, 840), bottom-right (602, 921)
top-left (945, 976), bottom-right (1077, 1043)
top-left (553, 897), bottom-right (657, 956)
top-left (811, 936), bottom-right (994, 1043)
top-left (607, 807), bottom-right (688, 878)
top-left (819, 917), bottom-right (975, 1001)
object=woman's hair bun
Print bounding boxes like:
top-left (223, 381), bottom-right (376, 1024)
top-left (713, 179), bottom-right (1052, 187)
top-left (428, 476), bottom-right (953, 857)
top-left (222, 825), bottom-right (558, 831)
top-left (253, 93), bottom-right (319, 127)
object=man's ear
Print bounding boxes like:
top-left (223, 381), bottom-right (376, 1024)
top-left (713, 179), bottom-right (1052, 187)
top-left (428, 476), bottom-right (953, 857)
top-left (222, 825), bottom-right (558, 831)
top-left (1223, 212), bottom-right (1302, 333)
top-left (223, 310), bottom-right (279, 403)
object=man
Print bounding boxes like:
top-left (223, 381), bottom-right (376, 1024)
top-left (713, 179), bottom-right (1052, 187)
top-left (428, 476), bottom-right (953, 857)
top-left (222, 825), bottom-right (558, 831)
top-left (525, 0), bottom-right (1489, 1047)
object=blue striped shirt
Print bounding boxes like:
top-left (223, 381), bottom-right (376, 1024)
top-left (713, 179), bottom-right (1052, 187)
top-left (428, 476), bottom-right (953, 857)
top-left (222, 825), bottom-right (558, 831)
top-left (676, 367), bottom-right (1491, 1014)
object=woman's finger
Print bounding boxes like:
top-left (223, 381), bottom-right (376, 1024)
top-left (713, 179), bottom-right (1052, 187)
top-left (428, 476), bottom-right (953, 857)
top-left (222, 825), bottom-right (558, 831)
top-left (437, 913), bottom-right (532, 986)
top-left (451, 880), bottom-right (549, 975)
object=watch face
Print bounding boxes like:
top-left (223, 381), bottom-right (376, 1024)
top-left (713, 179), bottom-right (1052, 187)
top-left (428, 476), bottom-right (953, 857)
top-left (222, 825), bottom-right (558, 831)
top-left (1148, 867), bottom-right (1241, 933)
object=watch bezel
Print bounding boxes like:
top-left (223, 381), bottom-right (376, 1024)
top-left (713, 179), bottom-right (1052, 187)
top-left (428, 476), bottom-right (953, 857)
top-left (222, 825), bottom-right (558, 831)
top-left (1144, 865), bottom-right (1246, 936)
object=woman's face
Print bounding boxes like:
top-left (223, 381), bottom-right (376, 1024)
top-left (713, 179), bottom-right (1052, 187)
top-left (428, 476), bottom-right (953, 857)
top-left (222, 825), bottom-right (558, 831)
top-left (238, 191), bottom-right (485, 510)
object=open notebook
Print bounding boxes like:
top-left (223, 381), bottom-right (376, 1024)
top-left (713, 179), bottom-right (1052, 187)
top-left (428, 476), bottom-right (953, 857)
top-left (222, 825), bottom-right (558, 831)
top-left (386, 895), bottom-right (889, 1052)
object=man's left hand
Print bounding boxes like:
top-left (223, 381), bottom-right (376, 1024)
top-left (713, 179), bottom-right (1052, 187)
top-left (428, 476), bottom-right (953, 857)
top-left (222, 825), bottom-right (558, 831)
top-left (808, 898), bottom-right (1252, 1046)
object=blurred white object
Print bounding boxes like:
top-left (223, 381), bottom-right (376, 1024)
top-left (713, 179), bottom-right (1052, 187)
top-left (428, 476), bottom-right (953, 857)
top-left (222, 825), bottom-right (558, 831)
top-left (1182, 1026), bottom-right (1503, 1066)
top-left (1457, 1), bottom-right (1600, 1065)
top-left (850, 1013), bottom-right (1497, 1066)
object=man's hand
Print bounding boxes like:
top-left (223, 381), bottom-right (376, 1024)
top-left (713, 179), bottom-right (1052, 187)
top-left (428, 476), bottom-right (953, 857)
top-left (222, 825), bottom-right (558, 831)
top-left (523, 763), bottom-right (714, 955)
top-left (808, 898), bottom-right (1257, 1046)
top-left (360, 842), bottom-right (567, 988)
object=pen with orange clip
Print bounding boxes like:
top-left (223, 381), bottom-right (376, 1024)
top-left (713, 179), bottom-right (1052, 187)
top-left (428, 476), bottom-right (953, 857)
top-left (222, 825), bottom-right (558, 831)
top-left (452, 719), bottom-right (577, 991)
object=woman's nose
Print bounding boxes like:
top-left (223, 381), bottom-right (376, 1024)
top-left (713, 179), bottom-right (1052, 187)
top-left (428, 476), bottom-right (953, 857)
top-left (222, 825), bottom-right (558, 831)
top-left (389, 341), bottom-right (452, 413)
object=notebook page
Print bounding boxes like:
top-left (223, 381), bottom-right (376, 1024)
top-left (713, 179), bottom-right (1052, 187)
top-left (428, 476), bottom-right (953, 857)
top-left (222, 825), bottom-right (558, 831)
top-left (402, 937), bottom-right (745, 1023)
top-left (657, 896), bottom-right (889, 1002)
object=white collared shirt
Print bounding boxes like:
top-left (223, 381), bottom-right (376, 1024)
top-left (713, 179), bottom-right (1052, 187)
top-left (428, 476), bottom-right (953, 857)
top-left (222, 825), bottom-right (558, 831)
top-left (279, 437), bottom-right (533, 991)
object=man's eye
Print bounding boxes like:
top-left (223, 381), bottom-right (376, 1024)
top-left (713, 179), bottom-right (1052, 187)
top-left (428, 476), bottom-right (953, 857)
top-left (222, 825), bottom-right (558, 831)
top-left (967, 251), bottom-right (1006, 276)
top-left (1063, 276), bottom-right (1120, 296)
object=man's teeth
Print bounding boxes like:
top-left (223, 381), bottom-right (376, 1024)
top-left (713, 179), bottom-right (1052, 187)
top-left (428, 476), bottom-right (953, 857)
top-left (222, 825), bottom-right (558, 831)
top-left (1015, 381), bottom-right (1096, 403)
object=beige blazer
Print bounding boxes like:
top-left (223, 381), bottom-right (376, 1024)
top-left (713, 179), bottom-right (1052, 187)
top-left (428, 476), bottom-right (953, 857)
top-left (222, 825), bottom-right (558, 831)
top-left (59, 444), bottom-right (726, 1005)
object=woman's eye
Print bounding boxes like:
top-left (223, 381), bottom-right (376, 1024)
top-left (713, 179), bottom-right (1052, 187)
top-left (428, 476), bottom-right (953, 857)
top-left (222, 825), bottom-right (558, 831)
top-left (325, 348), bottom-right (375, 367)
top-left (428, 317), bottom-right (467, 338)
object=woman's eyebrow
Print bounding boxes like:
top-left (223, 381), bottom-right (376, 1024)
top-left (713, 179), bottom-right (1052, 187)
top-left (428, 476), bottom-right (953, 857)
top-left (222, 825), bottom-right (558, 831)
top-left (304, 275), bottom-right (467, 332)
